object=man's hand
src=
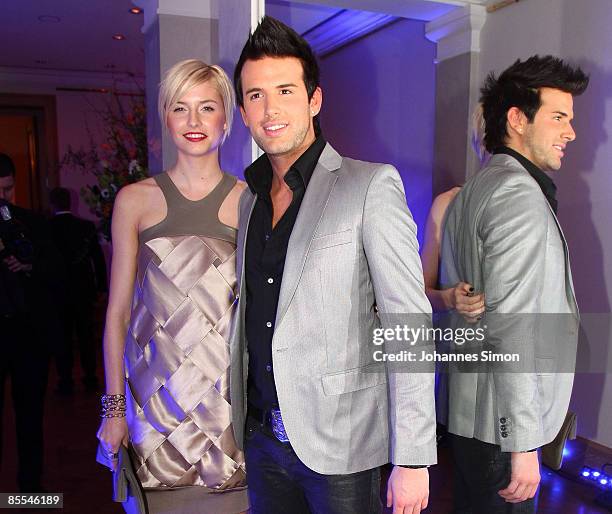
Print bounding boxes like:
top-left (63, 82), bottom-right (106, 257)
top-left (498, 451), bottom-right (540, 503)
top-left (387, 466), bottom-right (429, 513)
top-left (3, 255), bottom-right (32, 273)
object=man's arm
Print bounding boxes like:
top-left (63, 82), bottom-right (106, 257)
top-left (362, 164), bottom-right (436, 463)
top-left (480, 176), bottom-right (548, 451)
top-left (479, 177), bottom-right (547, 503)
top-left (362, 165), bottom-right (436, 512)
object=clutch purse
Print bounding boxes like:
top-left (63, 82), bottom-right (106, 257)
top-left (96, 444), bottom-right (148, 514)
top-left (541, 411), bottom-right (577, 471)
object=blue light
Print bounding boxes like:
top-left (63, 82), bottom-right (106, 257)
top-left (593, 471), bottom-right (601, 477)
top-left (582, 471), bottom-right (591, 477)
top-left (600, 479), bottom-right (608, 486)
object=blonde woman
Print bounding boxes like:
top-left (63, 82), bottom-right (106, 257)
top-left (97, 59), bottom-right (248, 513)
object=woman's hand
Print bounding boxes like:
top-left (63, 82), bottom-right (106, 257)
top-left (97, 417), bottom-right (128, 469)
top-left (449, 282), bottom-right (485, 322)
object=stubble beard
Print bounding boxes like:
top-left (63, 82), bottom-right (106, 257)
top-left (535, 147), bottom-right (562, 172)
top-left (254, 117), bottom-right (312, 158)
top-left (525, 131), bottom-right (561, 172)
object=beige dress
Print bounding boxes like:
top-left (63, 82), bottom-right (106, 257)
top-left (123, 172), bottom-right (248, 513)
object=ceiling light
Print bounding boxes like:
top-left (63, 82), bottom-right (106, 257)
top-left (112, 34), bottom-right (126, 41)
top-left (38, 15), bottom-right (61, 23)
top-left (129, 7), bottom-right (142, 14)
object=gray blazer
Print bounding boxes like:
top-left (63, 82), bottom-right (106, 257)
top-left (229, 143), bottom-right (437, 474)
top-left (440, 153), bottom-right (579, 452)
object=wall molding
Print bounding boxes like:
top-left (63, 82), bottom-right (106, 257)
top-left (0, 66), bottom-right (144, 93)
top-left (425, 3), bottom-right (486, 62)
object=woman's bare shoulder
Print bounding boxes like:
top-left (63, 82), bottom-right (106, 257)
top-left (233, 179), bottom-right (248, 197)
top-left (435, 186), bottom-right (462, 205)
top-left (114, 177), bottom-right (162, 216)
top-left (218, 177), bottom-right (248, 229)
top-left (117, 177), bottom-right (159, 199)
top-left (225, 177), bottom-right (248, 202)
top-left (431, 186), bottom-right (461, 219)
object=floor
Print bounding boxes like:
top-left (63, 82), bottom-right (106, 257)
top-left (1, 364), bottom-right (609, 513)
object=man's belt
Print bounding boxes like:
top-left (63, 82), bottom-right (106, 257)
top-left (247, 404), bottom-right (290, 443)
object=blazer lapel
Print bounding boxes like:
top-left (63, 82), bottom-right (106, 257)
top-left (274, 144), bottom-right (342, 337)
top-left (236, 190), bottom-right (257, 292)
top-left (233, 190), bottom-right (257, 354)
top-left (546, 202), bottom-right (579, 314)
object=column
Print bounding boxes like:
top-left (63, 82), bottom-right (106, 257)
top-left (218, 0), bottom-right (265, 176)
top-left (426, 4), bottom-right (487, 196)
top-left (133, 0), bottom-right (219, 173)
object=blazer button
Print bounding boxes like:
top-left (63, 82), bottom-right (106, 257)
top-left (500, 417), bottom-right (507, 424)
top-left (501, 432), bottom-right (508, 438)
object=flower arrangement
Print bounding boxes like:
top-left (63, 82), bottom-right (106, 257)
top-left (62, 92), bottom-right (149, 240)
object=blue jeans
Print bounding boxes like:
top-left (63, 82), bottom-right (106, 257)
top-left (451, 434), bottom-right (535, 514)
top-left (244, 415), bottom-right (382, 514)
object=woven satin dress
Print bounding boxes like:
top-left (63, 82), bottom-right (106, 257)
top-left (124, 172), bottom-right (248, 514)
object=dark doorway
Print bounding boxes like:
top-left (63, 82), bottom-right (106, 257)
top-left (0, 94), bottom-right (59, 213)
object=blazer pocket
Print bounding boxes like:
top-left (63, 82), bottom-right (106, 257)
top-left (535, 357), bottom-right (556, 376)
top-left (321, 363), bottom-right (387, 396)
top-left (310, 228), bottom-right (352, 252)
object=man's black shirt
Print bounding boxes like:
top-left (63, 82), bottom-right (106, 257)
top-left (244, 135), bottom-right (326, 412)
top-left (494, 146), bottom-right (558, 214)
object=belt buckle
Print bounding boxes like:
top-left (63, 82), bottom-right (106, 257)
top-left (270, 409), bottom-right (290, 443)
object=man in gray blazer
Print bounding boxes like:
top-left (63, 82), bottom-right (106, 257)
top-left (230, 16), bottom-right (436, 514)
top-left (440, 56), bottom-right (589, 513)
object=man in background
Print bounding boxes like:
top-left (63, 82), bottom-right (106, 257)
top-left (0, 153), bottom-right (63, 491)
top-left (440, 56), bottom-right (588, 513)
top-left (49, 187), bottom-right (107, 394)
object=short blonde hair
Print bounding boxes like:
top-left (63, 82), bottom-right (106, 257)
top-left (158, 59), bottom-right (236, 142)
top-left (471, 103), bottom-right (489, 166)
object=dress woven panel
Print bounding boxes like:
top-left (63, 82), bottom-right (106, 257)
top-left (124, 234), bottom-right (246, 490)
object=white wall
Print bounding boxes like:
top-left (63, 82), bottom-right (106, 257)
top-left (479, 0), bottom-right (612, 447)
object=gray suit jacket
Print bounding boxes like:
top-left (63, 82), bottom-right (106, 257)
top-left (229, 143), bottom-right (437, 474)
top-left (440, 153), bottom-right (579, 452)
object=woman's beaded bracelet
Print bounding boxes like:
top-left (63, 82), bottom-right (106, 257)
top-left (101, 394), bottom-right (126, 407)
top-left (100, 410), bottom-right (127, 419)
top-left (100, 393), bottom-right (127, 418)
